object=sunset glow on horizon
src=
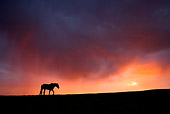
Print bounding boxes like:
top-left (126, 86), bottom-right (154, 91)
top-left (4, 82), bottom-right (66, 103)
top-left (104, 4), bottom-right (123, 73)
top-left (0, 0), bottom-right (170, 95)
top-left (1, 60), bottom-right (168, 95)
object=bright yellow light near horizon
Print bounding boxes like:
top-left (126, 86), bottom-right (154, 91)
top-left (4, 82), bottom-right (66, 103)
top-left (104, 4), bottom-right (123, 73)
top-left (128, 82), bottom-right (138, 86)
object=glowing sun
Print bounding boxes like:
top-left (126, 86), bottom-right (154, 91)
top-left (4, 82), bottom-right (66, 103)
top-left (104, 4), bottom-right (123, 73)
top-left (128, 82), bottom-right (138, 86)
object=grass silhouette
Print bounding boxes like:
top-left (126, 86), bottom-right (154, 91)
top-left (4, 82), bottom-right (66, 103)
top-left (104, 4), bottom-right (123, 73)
top-left (1, 89), bottom-right (170, 113)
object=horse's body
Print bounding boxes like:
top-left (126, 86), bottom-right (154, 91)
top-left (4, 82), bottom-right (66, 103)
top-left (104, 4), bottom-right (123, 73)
top-left (39, 83), bottom-right (60, 95)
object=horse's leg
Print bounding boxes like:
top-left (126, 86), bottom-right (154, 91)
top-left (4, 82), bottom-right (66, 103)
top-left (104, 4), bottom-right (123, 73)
top-left (52, 90), bottom-right (54, 95)
top-left (49, 90), bottom-right (51, 95)
top-left (39, 86), bottom-right (43, 95)
top-left (39, 88), bottom-right (42, 95)
top-left (43, 89), bottom-right (46, 95)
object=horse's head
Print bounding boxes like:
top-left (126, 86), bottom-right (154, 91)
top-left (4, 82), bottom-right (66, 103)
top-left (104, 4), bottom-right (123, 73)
top-left (52, 83), bottom-right (60, 89)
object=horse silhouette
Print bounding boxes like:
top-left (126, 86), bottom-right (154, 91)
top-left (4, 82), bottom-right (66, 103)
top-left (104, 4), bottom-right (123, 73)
top-left (39, 83), bottom-right (60, 95)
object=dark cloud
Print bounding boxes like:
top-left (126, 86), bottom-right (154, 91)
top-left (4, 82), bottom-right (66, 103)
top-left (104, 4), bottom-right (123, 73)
top-left (0, 0), bottom-right (170, 82)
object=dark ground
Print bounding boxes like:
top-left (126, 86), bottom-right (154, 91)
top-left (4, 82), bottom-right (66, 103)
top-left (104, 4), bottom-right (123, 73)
top-left (1, 89), bottom-right (170, 113)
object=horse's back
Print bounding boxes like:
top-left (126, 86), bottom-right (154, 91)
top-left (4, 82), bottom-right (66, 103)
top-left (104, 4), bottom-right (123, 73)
top-left (41, 84), bottom-right (49, 88)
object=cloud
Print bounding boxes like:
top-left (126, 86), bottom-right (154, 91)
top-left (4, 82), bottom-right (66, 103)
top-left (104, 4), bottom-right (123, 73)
top-left (0, 0), bottom-right (170, 83)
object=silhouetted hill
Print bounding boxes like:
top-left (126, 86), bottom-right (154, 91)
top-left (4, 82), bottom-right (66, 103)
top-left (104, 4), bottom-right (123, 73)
top-left (1, 89), bottom-right (170, 113)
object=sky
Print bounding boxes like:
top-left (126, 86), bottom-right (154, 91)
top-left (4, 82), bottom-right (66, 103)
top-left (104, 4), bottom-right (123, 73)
top-left (0, 0), bottom-right (170, 95)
